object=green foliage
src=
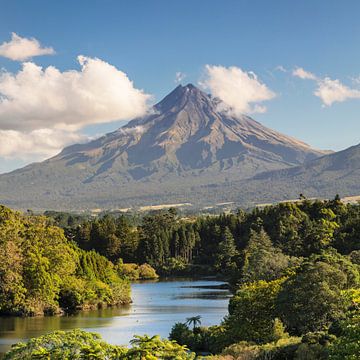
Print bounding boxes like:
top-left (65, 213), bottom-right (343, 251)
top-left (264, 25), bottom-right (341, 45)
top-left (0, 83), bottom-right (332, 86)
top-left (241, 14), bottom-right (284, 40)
top-left (4, 330), bottom-right (195, 359)
top-left (4, 329), bottom-right (125, 360)
top-left (170, 322), bottom-right (228, 355)
top-left (241, 227), bottom-right (299, 283)
top-left (185, 315), bottom-right (202, 330)
top-left (159, 257), bottom-right (188, 276)
top-left (128, 334), bottom-right (195, 359)
top-left (212, 337), bottom-right (300, 360)
top-left (225, 278), bottom-right (287, 344)
top-left (276, 251), bottom-right (360, 335)
top-left (214, 227), bottom-right (239, 276)
top-left (328, 313), bottom-right (360, 359)
top-left (294, 332), bottom-right (334, 360)
top-left (60, 197), bottom-right (360, 282)
top-left (117, 261), bottom-right (158, 280)
top-left (0, 205), bottom-right (130, 316)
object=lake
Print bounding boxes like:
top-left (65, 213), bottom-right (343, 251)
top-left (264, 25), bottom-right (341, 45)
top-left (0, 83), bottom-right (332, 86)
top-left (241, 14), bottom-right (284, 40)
top-left (0, 279), bottom-right (231, 356)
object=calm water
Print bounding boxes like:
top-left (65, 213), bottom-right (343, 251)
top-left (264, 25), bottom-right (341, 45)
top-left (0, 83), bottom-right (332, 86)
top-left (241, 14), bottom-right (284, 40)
top-left (0, 279), bottom-right (230, 355)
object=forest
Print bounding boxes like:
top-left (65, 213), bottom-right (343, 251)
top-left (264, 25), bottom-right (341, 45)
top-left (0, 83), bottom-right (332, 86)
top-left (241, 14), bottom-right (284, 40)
top-left (50, 197), bottom-right (360, 358)
top-left (0, 206), bottom-right (131, 316)
top-left (2, 196), bottom-right (360, 358)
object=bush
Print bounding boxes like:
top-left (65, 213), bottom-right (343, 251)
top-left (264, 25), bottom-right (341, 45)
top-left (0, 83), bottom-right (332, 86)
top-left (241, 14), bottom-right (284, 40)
top-left (117, 262), bottom-right (158, 280)
top-left (4, 330), bottom-right (196, 360)
top-left (3, 329), bottom-right (126, 360)
top-left (213, 337), bottom-right (300, 360)
top-left (328, 312), bottom-right (360, 359)
top-left (138, 263), bottom-right (159, 279)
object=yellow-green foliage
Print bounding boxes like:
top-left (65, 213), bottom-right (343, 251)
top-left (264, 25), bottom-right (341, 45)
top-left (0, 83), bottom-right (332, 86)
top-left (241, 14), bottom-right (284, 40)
top-left (0, 205), bottom-right (130, 316)
top-left (4, 330), bottom-right (195, 360)
top-left (203, 337), bottom-right (300, 360)
top-left (117, 262), bottom-right (158, 280)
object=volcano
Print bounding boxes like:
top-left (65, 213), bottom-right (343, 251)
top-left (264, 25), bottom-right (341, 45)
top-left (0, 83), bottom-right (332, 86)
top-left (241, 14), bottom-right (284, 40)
top-left (0, 84), bottom-right (326, 210)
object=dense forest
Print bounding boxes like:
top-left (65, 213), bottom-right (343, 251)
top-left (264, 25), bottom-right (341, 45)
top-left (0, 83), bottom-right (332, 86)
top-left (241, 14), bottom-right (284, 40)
top-left (3, 196), bottom-right (360, 358)
top-left (48, 196), bottom-right (360, 359)
top-left (0, 206), bottom-right (130, 316)
top-left (49, 196), bottom-right (360, 280)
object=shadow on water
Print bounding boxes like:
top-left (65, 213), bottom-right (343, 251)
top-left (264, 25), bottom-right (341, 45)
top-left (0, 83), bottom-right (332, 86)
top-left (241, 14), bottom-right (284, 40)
top-left (0, 279), bottom-right (230, 357)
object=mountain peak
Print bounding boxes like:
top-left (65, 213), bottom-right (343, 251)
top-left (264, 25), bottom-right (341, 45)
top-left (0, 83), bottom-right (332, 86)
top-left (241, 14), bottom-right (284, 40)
top-left (155, 83), bottom-right (209, 113)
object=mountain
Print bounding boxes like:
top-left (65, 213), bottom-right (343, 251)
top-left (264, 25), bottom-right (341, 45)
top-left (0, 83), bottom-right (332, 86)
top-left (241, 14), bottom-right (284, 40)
top-left (244, 142), bottom-right (360, 204)
top-left (0, 84), bottom-right (326, 210)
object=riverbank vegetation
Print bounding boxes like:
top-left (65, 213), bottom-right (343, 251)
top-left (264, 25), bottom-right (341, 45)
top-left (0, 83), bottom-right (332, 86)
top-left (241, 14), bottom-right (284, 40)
top-left (3, 196), bottom-right (360, 358)
top-left (167, 196), bottom-right (360, 359)
top-left (0, 206), bottom-right (130, 316)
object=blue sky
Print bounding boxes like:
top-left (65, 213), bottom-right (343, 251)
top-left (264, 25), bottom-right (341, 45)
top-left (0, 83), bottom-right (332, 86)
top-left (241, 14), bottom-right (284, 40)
top-left (0, 0), bottom-right (360, 172)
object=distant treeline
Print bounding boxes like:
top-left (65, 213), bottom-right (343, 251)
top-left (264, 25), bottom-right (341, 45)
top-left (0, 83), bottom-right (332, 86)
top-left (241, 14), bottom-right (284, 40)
top-left (49, 196), bottom-right (360, 280)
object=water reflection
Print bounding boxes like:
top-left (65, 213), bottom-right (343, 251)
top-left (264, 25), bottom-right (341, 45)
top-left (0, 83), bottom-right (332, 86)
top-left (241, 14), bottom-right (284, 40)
top-left (0, 279), bottom-right (230, 356)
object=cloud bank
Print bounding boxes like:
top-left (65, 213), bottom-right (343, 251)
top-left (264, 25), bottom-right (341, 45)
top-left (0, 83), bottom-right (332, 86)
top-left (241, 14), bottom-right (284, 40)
top-left (0, 129), bottom-right (89, 160)
top-left (200, 65), bottom-right (276, 115)
top-left (0, 33), bottom-right (55, 61)
top-left (293, 67), bottom-right (360, 106)
top-left (0, 55), bottom-right (152, 161)
top-left (0, 56), bottom-right (151, 131)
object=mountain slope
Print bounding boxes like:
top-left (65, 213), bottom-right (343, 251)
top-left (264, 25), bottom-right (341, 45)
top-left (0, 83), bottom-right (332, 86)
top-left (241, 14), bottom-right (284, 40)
top-left (0, 84), bottom-right (326, 210)
top-left (245, 143), bottom-right (360, 203)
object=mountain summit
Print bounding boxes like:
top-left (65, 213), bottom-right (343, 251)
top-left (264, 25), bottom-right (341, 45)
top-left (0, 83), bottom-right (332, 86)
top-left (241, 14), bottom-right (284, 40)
top-left (0, 84), bottom-right (326, 210)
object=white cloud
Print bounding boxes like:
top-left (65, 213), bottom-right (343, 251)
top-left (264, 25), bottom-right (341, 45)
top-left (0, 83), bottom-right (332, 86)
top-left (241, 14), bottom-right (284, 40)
top-left (315, 77), bottom-right (360, 106)
top-left (293, 67), bottom-right (360, 106)
top-left (0, 33), bottom-right (55, 61)
top-left (200, 65), bottom-right (276, 115)
top-left (118, 125), bottom-right (145, 135)
top-left (0, 129), bottom-right (89, 160)
top-left (175, 71), bottom-right (186, 83)
top-left (0, 56), bottom-right (152, 131)
top-left (292, 67), bottom-right (317, 80)
top-left (0, 55), bottom-right (152, 162)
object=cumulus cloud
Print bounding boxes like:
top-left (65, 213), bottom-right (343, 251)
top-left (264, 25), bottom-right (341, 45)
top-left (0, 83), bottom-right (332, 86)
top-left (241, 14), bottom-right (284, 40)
top-left (0, 33), bottom-right (55, 61)
top-left (292, 67), bottom-right (317, 80)
top-left (315, 78), bottom-right (360, 106)
top-left (292, 67), bottom-right (360, 106)
top-left (0, 55), bottom-right (152, 161)
top-left (200, 65), bottom-right (276, 115)
top-left (0, 129), bottom-right (89, 160)
top-left (0, 55), bottom-right (152, 131)
top-left (175, 71), bottom-right (186, 84)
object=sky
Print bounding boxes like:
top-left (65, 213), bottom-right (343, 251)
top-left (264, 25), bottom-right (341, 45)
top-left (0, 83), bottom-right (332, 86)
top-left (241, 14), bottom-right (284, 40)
top-left (0, 0), bottom-right (360, 173)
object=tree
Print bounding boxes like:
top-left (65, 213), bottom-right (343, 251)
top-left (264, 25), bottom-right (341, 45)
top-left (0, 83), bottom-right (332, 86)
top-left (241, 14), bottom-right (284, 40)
top-left (185, 315), bottom-right (202, 330)
top-left (225, 278), bottom-right (286, 344)
top-left (128, 334), bottom-right (195, 359)
top-left (241, 228), bottom-right (297, 283)
top-left (214, 227), bottom-right (239, 275)
top-left (276, 258), bottom-right (351, 335)
top-left (302, 208), bottom-right (339, 255)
